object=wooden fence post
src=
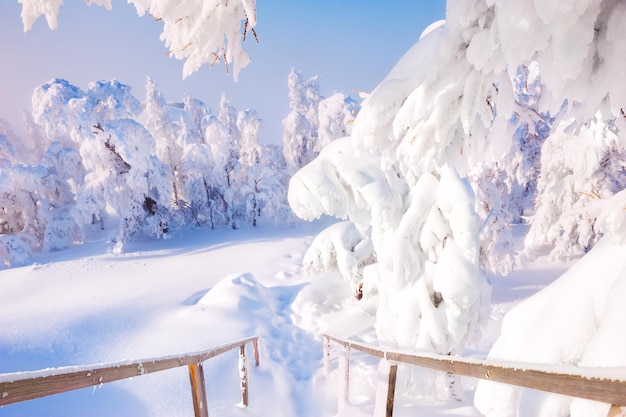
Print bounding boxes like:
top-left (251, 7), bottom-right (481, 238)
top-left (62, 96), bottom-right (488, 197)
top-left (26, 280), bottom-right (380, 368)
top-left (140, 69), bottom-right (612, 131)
top-left (188, 363), bottom-right (209, 417)
top-left (338, 345), bottom-right (351, 411)
top-left (373, 359), bottom-right (398, 417)
top-left (239, 345), bottom-right (249, 406)
top-left (323, 335), bottom-right (331, 372)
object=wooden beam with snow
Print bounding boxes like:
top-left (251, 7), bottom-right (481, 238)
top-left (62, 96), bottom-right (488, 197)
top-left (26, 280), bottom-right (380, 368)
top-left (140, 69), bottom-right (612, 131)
top-left (326, 334), bottom-right (626, 413)
top-left (0, 335), bottom-right (260, 416)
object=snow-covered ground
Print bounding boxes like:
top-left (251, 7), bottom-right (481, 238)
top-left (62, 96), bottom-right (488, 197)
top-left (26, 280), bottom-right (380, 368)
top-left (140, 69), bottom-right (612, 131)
top-left (0, 219), bottom-right (565, 417)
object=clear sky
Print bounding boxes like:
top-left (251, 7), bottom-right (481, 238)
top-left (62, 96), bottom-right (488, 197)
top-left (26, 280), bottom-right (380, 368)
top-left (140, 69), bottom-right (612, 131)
top-left (0, 1), bottom-right (446, 144)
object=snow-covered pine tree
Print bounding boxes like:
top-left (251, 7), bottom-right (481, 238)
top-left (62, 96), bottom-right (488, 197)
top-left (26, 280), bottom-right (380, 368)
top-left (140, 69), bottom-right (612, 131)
top-left (282, 69), bottom-right (321, 174)
top-left (0, 141), bottom-right (84, 266)
top-left (291, 0), bottom-right (626, 406)
top-left (236, 109), bottom-right (262, 226)
top-left (202, 114), bottom-right (234, 227)
top-left (469, 62), bottom-right (551, 275)
top-left (144, 76), bottom-right (187, 206)
top-left (525, 116), bottom-right (626, 261)
top-left (218, 94), bottom-right (242, 189)
top-left (254, 143), bottom-right (292, 224)
top-left (32, 78), bottom-right (173, 252)
top-left (183, 93), bottom-right (212, 146)
top-left (235, 108), bottom-right (291, 227)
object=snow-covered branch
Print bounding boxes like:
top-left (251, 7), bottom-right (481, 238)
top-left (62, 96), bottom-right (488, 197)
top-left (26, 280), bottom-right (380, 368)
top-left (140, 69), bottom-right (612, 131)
top-left (17, 0), bottom-right (258, 80)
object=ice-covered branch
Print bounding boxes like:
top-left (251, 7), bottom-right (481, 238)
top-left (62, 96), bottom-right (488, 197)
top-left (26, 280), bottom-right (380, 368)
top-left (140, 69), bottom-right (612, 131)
top-left (17, 0), bottom-right (257, 80)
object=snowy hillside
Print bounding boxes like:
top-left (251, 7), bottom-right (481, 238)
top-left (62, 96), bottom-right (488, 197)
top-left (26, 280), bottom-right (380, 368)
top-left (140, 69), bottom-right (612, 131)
top-left (0, 219), bottom-right (565, 417)
top-left (3, 0), bottom-right (626, 416)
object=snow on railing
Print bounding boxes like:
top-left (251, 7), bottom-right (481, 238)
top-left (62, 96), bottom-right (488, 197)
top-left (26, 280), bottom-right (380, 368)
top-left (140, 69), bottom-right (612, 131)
top-left (324, 334), bottom-right (626, 417)
top-left (0, 336), bottom-right (260, 417)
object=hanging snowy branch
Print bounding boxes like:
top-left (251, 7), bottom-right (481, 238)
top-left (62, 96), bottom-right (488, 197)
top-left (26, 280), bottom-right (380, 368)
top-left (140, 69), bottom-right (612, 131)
top-left (16, 0), bottom-right (258, 81)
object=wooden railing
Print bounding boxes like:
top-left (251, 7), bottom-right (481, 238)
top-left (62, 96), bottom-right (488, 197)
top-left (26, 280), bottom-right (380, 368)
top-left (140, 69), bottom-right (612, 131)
top-left (324, 334), bottom-right (626, 417)
top-left (0, 336), bottom-right (260, 417)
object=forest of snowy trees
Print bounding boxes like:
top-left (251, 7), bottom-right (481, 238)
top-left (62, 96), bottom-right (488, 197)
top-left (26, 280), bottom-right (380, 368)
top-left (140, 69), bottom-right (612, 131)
top-left (5, 1), bottom-right (626, 416)
top-left (0, 69), bottom-right (356, 266)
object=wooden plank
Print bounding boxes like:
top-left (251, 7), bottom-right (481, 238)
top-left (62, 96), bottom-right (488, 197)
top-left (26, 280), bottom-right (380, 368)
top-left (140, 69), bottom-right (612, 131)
top-left (188, 363), bottom-right (209, 417)
top-left (325, 335), bottom-right (626, 407)
top-left (389, 351), bottom-right (626, 406)
top-left (0, 336), bottom-right (259, 407)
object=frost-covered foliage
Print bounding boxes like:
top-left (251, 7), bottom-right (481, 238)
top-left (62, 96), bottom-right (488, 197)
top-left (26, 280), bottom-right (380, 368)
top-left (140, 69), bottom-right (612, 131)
top-left (317, 92), bottom-right (358, 151)
top-left (282, 69), bottom-right (361, 174)
top-left (17, 0), bottom-right (258, 80)
top-left (282, 69), bottom-right (321, 174)
top-left (289, 21), bottom-right (492, 367)
top-left (0, 141), bottom-right (83, 264)
top-left (144, 76), bottom-right (187, 206)
top-left (0, 106), bottom-right (84, 261)
top-left (525, 117), bottom-right (626, 260)
top-left (0, 75), bottom-right (297, 266)
top-left (32, 78), bottom-right (173, 252)
top-left (144, 78), bottom-right (292, 231)
top-left (288, 0), bottom-right (626, 401)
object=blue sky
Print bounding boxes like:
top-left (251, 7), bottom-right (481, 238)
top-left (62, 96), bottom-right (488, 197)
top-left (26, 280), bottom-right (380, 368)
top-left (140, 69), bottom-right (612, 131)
top-left (0, 1), bottom-right (446, 143)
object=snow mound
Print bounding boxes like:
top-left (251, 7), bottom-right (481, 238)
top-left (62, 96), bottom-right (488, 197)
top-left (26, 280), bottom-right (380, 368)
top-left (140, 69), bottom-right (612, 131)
top-left (474, 236), bottom-right (626, 417)
top-left (198, 272), bottom-right (272, 314)
top-left (196, 272), bottom-right (324, 416)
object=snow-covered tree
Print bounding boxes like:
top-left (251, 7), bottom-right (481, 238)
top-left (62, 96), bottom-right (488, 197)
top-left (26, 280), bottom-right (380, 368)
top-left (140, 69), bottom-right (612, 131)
top-left (179, 142), bottom-right (225, 228)
top-left (32, 78), bottom-right (173, 251)
top-left (282, 70), bottom-right (360, 174)
top-left (240, 143), bottom-right (291, 227)
top-left (254, 143), bottom-right (292, 223)
top-left (469, 62), bottom-right (551, 275)
top-left (144, 76), bottom-right (188, 205)
top-left (282, 69), bottom-right (321, 173)
top-left (289, 18), bottom-right (494, 364)
top-left (235, 109), bottom-right (262, 226)
top-left (218, 94), bottom-right (242, 188)
top-left (525, 116), bottom-right (626, 261)
top-left (183, 93), bottom-right (212, 145)
top-left (317, 92), bottom-right (358, 151)
top-left (237, 109), bottom-right (262, 169)
top-left (0, 141), bottom-right (84, 267)
top-left (17, 0), bottom-right (258, 80)
top-left (89, 119), bottom-right (173, 251)
top-left (290, 0), bottom-right (626, 408)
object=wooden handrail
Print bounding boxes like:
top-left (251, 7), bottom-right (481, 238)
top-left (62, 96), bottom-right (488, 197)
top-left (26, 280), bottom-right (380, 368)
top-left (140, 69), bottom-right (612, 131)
top-left (325, 334), bottom-right (626, 416)
top-left (0, 336), bottom-right (260, 416)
